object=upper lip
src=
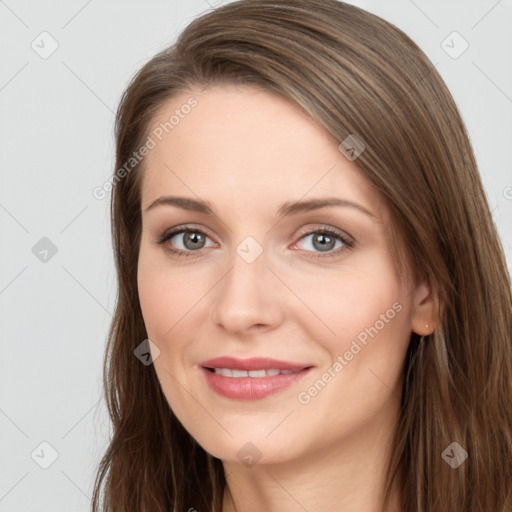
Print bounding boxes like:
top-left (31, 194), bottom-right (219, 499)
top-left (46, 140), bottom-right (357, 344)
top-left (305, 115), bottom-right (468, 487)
top-left (200, 357), bottom-right (313, 371)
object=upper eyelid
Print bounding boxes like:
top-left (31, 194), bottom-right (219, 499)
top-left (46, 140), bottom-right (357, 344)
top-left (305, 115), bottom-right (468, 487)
top-left (159, 225), bottom-right (216, 243)
top-left (159, 224), bottom-right (351, 239)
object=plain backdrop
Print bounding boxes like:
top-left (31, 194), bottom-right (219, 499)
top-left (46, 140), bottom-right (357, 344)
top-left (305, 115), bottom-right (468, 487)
top-left (0, 1), bottom-right (511, 510)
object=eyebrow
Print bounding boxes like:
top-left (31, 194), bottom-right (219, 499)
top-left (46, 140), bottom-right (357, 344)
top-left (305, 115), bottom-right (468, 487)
top-left (143, 195), bottom-right (375, 219)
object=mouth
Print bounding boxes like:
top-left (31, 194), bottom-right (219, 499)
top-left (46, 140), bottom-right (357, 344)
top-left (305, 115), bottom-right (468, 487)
top-left (199, 357), bottom-right (313, 400)
top-left (204, 367), bottom-right (304, 377)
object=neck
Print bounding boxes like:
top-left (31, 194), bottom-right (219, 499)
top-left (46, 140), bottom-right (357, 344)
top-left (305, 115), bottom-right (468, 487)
top-left (221, 401), bottom-right (403, 512)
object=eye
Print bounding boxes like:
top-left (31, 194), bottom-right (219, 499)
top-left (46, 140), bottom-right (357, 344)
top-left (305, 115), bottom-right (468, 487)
top-left (155, 224), bottom-right (354, 259)
top-left (156, 226), bottom-right (216, 257)
top-left (293, 227), bottom-right (354, 258)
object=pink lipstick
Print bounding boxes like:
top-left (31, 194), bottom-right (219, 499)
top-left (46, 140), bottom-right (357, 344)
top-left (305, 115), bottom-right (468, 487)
top-left (199, 356), bottom-right (313, 400)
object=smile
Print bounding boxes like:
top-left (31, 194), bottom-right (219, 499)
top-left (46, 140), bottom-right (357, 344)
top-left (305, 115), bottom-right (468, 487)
top-left (208, 368), bottom-right (303, 377)
top-left (199, 357), bottom-right (313, 400)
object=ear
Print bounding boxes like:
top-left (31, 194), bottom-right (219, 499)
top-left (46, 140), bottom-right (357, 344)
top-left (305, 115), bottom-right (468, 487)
top-left (410, 282), bottom-right (438, 336)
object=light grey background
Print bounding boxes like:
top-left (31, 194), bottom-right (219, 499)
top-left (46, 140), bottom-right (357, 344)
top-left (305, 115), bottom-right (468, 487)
top-left (0, 1), bottom-right (511, 510)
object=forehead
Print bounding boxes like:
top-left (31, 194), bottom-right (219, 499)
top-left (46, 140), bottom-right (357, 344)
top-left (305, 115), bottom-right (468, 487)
top-left (140, 84), bottom-right (384, 217)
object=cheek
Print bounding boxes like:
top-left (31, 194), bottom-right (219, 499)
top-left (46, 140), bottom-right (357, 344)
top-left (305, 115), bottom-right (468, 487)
top-left (137, 249), bottom-right (184, 344)
top-left (137, 253), bottom-right (194, 402)
top-left (137, 265), bottom-right (168, 341)
top-left (288, 258), bottom-right (412, 401)
top-left (137, 249), bottom-right (214, 355)
top-left (287, 260), bottom-right (407, 342)
top-left (289, 269), bottom-right (411, 443)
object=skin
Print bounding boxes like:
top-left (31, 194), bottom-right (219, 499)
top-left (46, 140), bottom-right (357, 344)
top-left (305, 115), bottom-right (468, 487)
top-left (137, 84), bottom-right (437, 512)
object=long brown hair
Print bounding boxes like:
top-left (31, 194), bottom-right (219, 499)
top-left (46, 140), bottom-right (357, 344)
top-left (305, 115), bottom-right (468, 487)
top-left (91, 1), bottom-right (512, 510)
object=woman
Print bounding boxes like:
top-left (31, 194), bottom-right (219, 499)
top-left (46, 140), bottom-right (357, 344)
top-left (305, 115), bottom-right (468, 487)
top-left (92, 1), bottom-right (512, 511)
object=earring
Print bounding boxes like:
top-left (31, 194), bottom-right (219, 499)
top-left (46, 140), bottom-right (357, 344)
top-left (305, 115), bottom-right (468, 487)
top-left (425, 322), bottom-right (429, 329)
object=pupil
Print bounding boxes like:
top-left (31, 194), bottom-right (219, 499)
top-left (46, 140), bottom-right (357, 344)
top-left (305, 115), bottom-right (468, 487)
top-left (313, 234), bottom-right (335, 252)
top-left (181, 232), bottom-right (336, 252)
top-left (185, 232), bottom-right (205, 249)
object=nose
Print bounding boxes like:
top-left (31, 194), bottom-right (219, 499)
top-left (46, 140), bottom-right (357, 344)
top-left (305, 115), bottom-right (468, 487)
top-left (210, 245), bottom-right (285, 335)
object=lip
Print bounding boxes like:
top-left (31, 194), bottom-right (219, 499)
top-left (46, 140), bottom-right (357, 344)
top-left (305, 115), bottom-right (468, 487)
top-left (199, 357), bottom-right (313, 400)
top-left (200, 356), bottom-right (311, 371)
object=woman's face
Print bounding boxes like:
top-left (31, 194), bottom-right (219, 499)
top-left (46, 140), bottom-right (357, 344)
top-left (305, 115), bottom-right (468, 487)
top-left (137, 84), bottom-right (433, 465)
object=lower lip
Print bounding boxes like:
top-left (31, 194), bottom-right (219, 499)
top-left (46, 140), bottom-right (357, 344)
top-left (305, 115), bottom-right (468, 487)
top-left (200, 367), bottom-right (312, 400)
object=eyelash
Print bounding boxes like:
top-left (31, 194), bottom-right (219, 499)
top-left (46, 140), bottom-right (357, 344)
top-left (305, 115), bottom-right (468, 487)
top-left (155, 224), bottom-right (355, 260)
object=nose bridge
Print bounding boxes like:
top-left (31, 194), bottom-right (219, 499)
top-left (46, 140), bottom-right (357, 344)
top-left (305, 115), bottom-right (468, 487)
top-left (211, 239), bottom-right (283, 332)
